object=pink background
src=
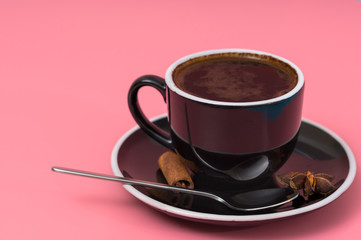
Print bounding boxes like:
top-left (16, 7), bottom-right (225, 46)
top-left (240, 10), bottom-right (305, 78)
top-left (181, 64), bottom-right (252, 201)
top-left (1, 0), bottom-right (360, 239)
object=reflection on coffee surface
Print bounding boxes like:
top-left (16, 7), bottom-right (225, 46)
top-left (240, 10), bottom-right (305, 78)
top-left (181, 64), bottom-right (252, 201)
top-left (173, 55), bottom-right (298, 102)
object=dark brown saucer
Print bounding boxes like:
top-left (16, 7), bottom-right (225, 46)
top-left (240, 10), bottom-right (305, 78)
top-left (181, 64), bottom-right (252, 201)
top-left (111, 114), bottom-right (356, 225)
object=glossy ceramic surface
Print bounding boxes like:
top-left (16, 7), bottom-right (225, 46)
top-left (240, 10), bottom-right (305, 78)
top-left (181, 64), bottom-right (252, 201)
top-left (111, 115), bottom-right (356, 225)
top-left (128, 50), bottom-right (304, 181)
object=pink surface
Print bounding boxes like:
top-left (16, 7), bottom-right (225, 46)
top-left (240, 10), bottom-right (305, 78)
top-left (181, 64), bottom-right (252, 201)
top-left (0, 0), bottom-right (360, 239)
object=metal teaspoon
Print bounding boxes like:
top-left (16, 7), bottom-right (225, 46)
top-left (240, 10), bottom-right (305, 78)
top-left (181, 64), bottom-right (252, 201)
top-left (52, 167), bottom-right (298, 212)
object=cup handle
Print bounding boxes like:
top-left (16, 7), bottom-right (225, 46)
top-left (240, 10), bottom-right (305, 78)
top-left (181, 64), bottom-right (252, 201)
top-left (128, 75), bottom-right (173, 149)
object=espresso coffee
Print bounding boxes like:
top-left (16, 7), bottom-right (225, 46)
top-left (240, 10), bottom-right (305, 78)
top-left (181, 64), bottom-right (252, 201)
top-left (173, 55), bottom-right (298, 102)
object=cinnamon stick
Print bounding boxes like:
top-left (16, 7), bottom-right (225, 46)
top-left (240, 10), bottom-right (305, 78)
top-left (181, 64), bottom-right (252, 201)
top-left (158, 151), bottom-right (195, 189)
top-left (146, 170), bottom-right (193, 209)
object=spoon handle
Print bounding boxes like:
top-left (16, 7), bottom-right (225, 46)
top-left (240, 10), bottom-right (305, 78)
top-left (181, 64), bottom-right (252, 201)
top-left (52, 167), bottom-right (217, 199)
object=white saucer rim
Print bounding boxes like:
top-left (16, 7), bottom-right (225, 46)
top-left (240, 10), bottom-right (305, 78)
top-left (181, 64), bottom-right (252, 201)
top-left (111, 114), bottom-right (356, 223)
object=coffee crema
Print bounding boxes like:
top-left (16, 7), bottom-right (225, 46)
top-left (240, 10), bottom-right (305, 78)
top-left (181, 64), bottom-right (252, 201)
top-left (173, 54), bottom-right (298, 102)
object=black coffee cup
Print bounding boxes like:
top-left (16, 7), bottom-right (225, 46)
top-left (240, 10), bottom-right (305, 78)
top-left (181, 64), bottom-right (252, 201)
top-left (128, 49), bottom-right (304, 182)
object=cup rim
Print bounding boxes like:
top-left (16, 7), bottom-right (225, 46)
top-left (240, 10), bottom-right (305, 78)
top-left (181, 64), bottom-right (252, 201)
top-left (165, 49), bottom-right (304, 106)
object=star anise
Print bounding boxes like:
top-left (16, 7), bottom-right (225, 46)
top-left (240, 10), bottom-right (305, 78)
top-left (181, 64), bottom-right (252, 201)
top-left (276, 171), bottom-right (336, 197)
